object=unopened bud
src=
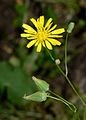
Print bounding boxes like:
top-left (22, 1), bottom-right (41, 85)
top-left (67, 22), bottom-right (75, 33)
top-left (23, 91), bottom-right (47, 102)
top-left (55, 59), bottom-right (61, 65)
top-left (32, 76), bottom-right (49, 92)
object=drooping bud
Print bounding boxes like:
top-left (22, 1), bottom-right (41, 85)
top-left (23, 91), bottom-right (47, 102)
top-left (32, 76), bottom-right (49, 92)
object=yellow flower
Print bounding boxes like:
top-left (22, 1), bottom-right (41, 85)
top-left (21, 16), bottom-right (65, 52)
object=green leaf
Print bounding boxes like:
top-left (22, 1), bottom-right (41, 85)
top-left (0, 62), bottom-right (35, 104)
top-left (32, 76), bottom-right (49, 92)
top-left (23, 91), bottom-right (48, 102)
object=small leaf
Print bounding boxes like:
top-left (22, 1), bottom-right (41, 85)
top-left (23, 91), bottom-right (48, 102)
top-left (67, 22), bottom-right (75, 33)
top-left (32, 76), bottom-right (49, 92)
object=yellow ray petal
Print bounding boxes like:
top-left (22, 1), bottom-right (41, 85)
top-left (30, 18), bottom-right (38, 29)
top-left (45, 40), bottom-right (52, 50)
top-left (48, 34), bottom-right (63, 38)
top-left (27, 40), bottom-right (37, 48)
top-left (37, 18), bottom-right (40, 28)
top-left (48, 24), bottom-right (57, 32)
top-left (22, 24), bottom-right (36, 33)
top-left (36, 43), bottom-right (42, 52)
top-left (21, 33), bottom-right (34, 37)
top-left (24, 30), bottom-right (36, 34)
top-left (47, 38), bottom-right (61, 46)
top-left (27, 37), bottom-right (37, 40)
top-left (46, 22), bottom-right (53, 31)
top-left (45, 18), bottom-right (53, 29)
top-left (39, 16), bottom-right (44, 27)
top-left (42, 41), bottom-right (45, 47)
top-left (35, 41), bottom-right (39, 46)
top-left (50, 28), bottom-right (65, 34)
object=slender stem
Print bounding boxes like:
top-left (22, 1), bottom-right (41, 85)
top-left (49, 90), bottom-right (76, 111)
top-left (46, 47), bottom-right (55, 61)
top-left (57, 64), bottom-right (86, 106)
top-left (49, 90), bottom-right (68, 102)
top-left (46, 48), bottom-right (86, 106)
top-left (47, 95), bottom-right (76, 112)
top-left (47, 95), bottom-right (67, 104)
top-left (65, 33), bottom-right (68, 76)
top-left (49, 90), bottom-right (63, 98)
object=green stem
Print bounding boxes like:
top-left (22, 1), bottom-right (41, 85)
top-left (56, 59), bottom-right (86, 106)
top-left (49, 90), bottom-right (76, 111)
top-left (49, 90), bottom-right (69, 103)
top-left (46, 47), bottom-right (55, 61)
top-left (46, 48), bottom-right (86, 106)
top-left (65, 33), bottom-right (68, 76)
top-left (47, 95), bottom-right (77, 112)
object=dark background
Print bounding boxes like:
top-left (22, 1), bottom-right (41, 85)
top-left (0, 0), bottom-right (86, 119)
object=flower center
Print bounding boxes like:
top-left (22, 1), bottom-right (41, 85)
top-left (37, 30), bottom-right (48, 41)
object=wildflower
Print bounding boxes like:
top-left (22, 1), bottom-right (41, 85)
top-left (21, 16), bottom-right (65, 52)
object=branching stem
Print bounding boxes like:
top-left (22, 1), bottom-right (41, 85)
top-left (46, 48), bottom-right (86, 106)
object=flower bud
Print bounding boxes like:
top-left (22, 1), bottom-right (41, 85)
top-left (23, 91), bottom-right (47, 102)
top-left (32, 76), bottom-right (49, 92)
top-left (67, 22), bottom-right (75, 33)
top-left (55, 59), bottom-right (61, 65)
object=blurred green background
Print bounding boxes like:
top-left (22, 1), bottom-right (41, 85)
top-left (0, 0), bottom-right (86, 119)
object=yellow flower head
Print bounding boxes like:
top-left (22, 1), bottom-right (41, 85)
top-left (21, 16), bottom-right (65, 52)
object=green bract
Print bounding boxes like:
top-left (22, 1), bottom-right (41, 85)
top-left (67, 22), bottom-right (75, 33)
top-left (23, 91), bottom-right (48, 102)
top-left (32, 76), bottom-right (49, 92)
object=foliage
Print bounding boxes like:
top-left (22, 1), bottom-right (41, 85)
top-left (0, 62), bottom-right (36, 104)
